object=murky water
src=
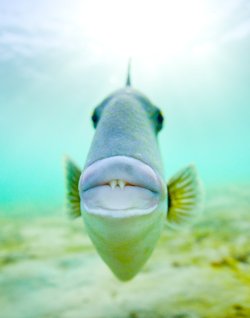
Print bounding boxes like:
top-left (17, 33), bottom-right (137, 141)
top-left (1, 1), bottom-right (250, 317)
top-left (1, 186), bottom-right (250, 318)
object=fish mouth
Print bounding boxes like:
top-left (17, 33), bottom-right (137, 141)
top-left (79, 156), bottom-right (164, 217)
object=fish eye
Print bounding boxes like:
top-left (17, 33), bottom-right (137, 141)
top-left (91, 112), bottom-right (99, 127)
top-left (157, 111), bottom-right (164, 125)
top-left (153, 110), bottom-right (164, 133)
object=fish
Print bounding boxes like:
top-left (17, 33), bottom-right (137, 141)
top-left (64, 62), bottom-right (202, 281)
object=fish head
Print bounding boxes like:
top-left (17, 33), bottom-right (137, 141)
top-left (79, 87), bottom-right (167, 280)
top-left (91, 87), bottom-right (164, 134)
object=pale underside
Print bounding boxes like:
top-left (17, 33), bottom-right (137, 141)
top-left (65, 155), bottom-right (202, 280)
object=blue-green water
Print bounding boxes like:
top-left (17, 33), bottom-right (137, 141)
top-left (1, 0), bottom-right (250, 211)
top-left (0, 2), bottom-right (250, 317)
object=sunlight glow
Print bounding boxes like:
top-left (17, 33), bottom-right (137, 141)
top-left (79, 0), bottom-right (210, 63)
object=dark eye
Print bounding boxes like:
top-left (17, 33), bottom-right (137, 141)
top-left (91, 112), bottom-right (99, 127)
top-left (157, 111), bottom-right (164, 124)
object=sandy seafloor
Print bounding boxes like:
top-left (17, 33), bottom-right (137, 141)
top-left (1, 185), bottom-right (250, 318)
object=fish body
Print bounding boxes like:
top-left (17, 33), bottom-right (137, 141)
top-left (65, 67), bottom-right (201, 281)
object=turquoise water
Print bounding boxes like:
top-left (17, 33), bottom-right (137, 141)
top-left (1, 3), bottom-right (250, 317)
top-left (0, 0), bottom-right (250, 211)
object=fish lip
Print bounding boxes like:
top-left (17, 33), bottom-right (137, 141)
top-left (79, 156), bottom-right (163, 195)
top-left (79, 156), bottom-right (165, 217)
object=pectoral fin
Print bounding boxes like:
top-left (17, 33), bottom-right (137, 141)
top-left (167, 165), bottom-right (202, 225)
top-left (64, 156), bottom-right (81, 218)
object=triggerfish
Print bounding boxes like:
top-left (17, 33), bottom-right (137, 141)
top-left (65, 64), bottom-right (202, 281)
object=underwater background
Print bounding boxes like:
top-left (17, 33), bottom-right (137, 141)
top-left (0, 0), bottom-right (250, 317)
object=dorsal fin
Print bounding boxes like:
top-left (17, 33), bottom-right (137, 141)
top-left (126, 58), bottom-right (132, 87)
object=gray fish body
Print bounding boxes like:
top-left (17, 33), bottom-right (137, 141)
top-left (79, 87), bottom-right (168, 280)
top-left (65, 69), bottom-right (202, 281)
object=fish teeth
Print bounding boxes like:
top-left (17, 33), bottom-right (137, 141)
top-left (109, 180), bottom-right (117, 189)
top-left (118, 179), bottom-right (125, 189)
top-left (108, 179), bottom-right (126, 189)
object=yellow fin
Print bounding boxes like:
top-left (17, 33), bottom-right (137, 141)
top-left (167, 165), bottom-right (202, 225)
top-left (64, 156), bottom-right (81, 218)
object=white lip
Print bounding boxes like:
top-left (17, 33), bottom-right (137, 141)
top-left (79, 156), bottom-right (164, 218)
